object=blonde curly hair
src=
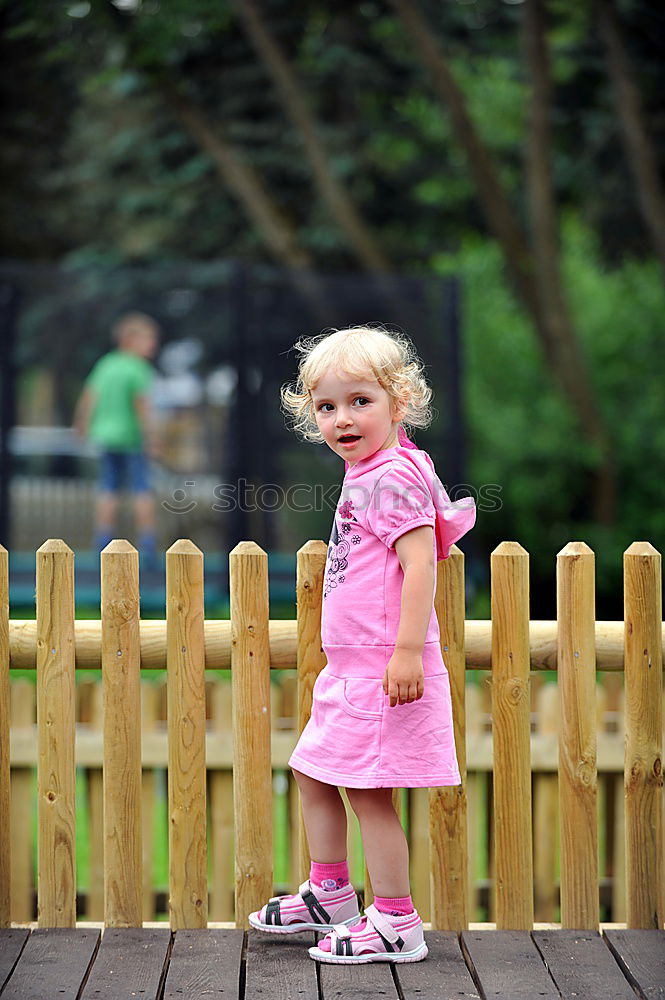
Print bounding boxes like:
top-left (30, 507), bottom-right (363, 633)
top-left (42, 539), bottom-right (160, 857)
top-left (280, 325), bottom-right (433, 445)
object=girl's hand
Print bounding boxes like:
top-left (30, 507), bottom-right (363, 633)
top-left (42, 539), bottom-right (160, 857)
top-left (382, 648), bottom-right (425, 707)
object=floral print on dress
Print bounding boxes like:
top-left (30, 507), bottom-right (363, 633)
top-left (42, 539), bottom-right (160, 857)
top-left (323, 498), bottom-right (361, 599)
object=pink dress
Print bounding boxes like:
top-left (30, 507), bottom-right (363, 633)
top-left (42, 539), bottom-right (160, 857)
top-left (288, 427), bottom-right (476, 788)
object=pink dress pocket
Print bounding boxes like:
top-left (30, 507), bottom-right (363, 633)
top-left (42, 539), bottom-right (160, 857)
top-left (341, 677), bottom-right (385, 720)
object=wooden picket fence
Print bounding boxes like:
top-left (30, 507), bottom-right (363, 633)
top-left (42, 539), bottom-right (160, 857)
top-left (0, 539), bottom-right (663, 933)
top-left (3, 668), bottom-right (644, 925)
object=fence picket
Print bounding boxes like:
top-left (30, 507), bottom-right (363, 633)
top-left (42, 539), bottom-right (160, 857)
top-left (294, 540), bottom-right (327, 883)
top-left (430, 545), bottom-right (469, 930)
top-left (35, 539), bottom-right (76, 927)
top-left (166, 539), bottom-right (208, 929)
top-left (557, 541), bottom-right (599, 928)
top-left (623, 542), bottom-right (664, 928)
top-left (491, 541), bottom-right (533, 929)
top-left (101, 540), bottom-right (143, 927)
top-left (230, 541), bottom-right (272, 928)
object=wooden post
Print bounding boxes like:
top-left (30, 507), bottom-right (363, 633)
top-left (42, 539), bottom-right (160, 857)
top-left (295, 540), bottom-right (327, 884)
top-left (623, 541), bottom-right (664, 928)
top-left (230, 541), bottom-right (272, 927)
top-left (557, 541), bottom-right (599, 928)
top-left (0, 544), bottom-right (9, 927)
top-left (36, 539), bottom-right (76, 927)
top-left (101, 540), bottom-right (143, 927)
top-left (166, 539), bottom-right (207, 929)
top-left (430, 544), bottom-right (468, 930)
top-left (490, 541), bottom-right (533, 929)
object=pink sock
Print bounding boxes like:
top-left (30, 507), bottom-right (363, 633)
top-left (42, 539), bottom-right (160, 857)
top-left (374, 894), bottom-right (414, 916)
top-left (310, 859), bottom-right (350, 891)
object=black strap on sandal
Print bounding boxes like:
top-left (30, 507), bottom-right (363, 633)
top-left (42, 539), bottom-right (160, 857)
top-left (374, 928), bottom-right (405, 952)
top-left (265, 899), bottom-right (282, 925)
top-left (334, 936), bottom-right (353, 956)
top-left (300, 888), bottom-right (331, 924)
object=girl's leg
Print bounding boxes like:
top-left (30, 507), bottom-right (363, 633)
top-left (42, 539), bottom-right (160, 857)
top-left (250, 770), bottom-right (359, 931)
top-left (292, 768), bottom-right (347, 863)
top-left (346, 786), bottom-right (410, 898)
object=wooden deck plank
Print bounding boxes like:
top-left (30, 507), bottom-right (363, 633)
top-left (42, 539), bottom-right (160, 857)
top-left (460, 929), bottom-right (559, 999)
top-left (0, 926), bottom-right (661, 1000)
top-left (78, 927), bottom-right (171, 1000)
top-left (394, 932), bottom-right (481, 999)
top-left (318, 961), bottom-right (400, 1000)
top-left (603, 929), bottom-right (665, 999)
top-left (163, 929), bottom-right (244, 1000)
top-left (532, 929), bottom-right (637, 999)
top-left (0, 928), bottom-right (99, 1000)
top-left (0, 930), bottom-right (30, 993)
top-left (245, 931), bottom-right (319, 999)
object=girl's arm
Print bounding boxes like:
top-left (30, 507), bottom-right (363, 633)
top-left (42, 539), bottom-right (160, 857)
top-left (383, 525), bottom-right (435, 706)
top-left (394, 525), bottom-right (435, 651)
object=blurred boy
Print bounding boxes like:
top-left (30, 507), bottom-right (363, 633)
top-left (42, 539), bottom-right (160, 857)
top-left (73, 312), bottom-right (161, 560)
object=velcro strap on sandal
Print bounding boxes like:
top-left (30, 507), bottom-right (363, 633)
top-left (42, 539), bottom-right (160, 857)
top-left (364, 904), bottom-right (404, 948)
top-left (265, 899), bottom-right (282, 925)
top-left (332, 929), bottom-right (353, 955)
top-left (297, 879), bottom-right (331, 924)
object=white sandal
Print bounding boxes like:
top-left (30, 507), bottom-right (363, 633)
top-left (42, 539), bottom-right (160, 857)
top-left (248, 878), bottom-right (360, 934)
top-left (308, 902), bottom-right (429, 963)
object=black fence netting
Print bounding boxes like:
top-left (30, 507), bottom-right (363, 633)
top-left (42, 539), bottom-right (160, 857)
top-left (0, 260), bottom-right (468, 576)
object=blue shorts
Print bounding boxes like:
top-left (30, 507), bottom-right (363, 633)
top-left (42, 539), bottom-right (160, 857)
top-left (99, 451), bottom-right (151, 494)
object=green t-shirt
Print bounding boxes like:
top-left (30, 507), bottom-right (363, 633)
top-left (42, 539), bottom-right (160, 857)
top-left (86, 350), bottom-right (154, 451)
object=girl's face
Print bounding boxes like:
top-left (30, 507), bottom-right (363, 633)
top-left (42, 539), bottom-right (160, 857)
top-left (311, 369), bottom-right (406, 465)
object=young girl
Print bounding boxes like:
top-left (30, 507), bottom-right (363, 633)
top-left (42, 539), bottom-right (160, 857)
top-left (249, 326), bottom-right (475, 964)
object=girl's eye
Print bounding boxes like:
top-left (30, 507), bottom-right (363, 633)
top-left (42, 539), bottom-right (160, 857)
top-left (317, 397), bottom-right (370, 412)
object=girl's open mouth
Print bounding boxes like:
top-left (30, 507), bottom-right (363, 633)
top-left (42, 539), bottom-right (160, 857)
top-left (338, 435), bottom-right (361, 447)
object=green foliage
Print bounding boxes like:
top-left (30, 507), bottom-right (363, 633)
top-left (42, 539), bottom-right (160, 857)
top-left (433, 212), bottom-right (665, 614)
top-left (2, 0), bottom-right (662, 267)
top-left (2, 0), bottom-right (663, 616)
